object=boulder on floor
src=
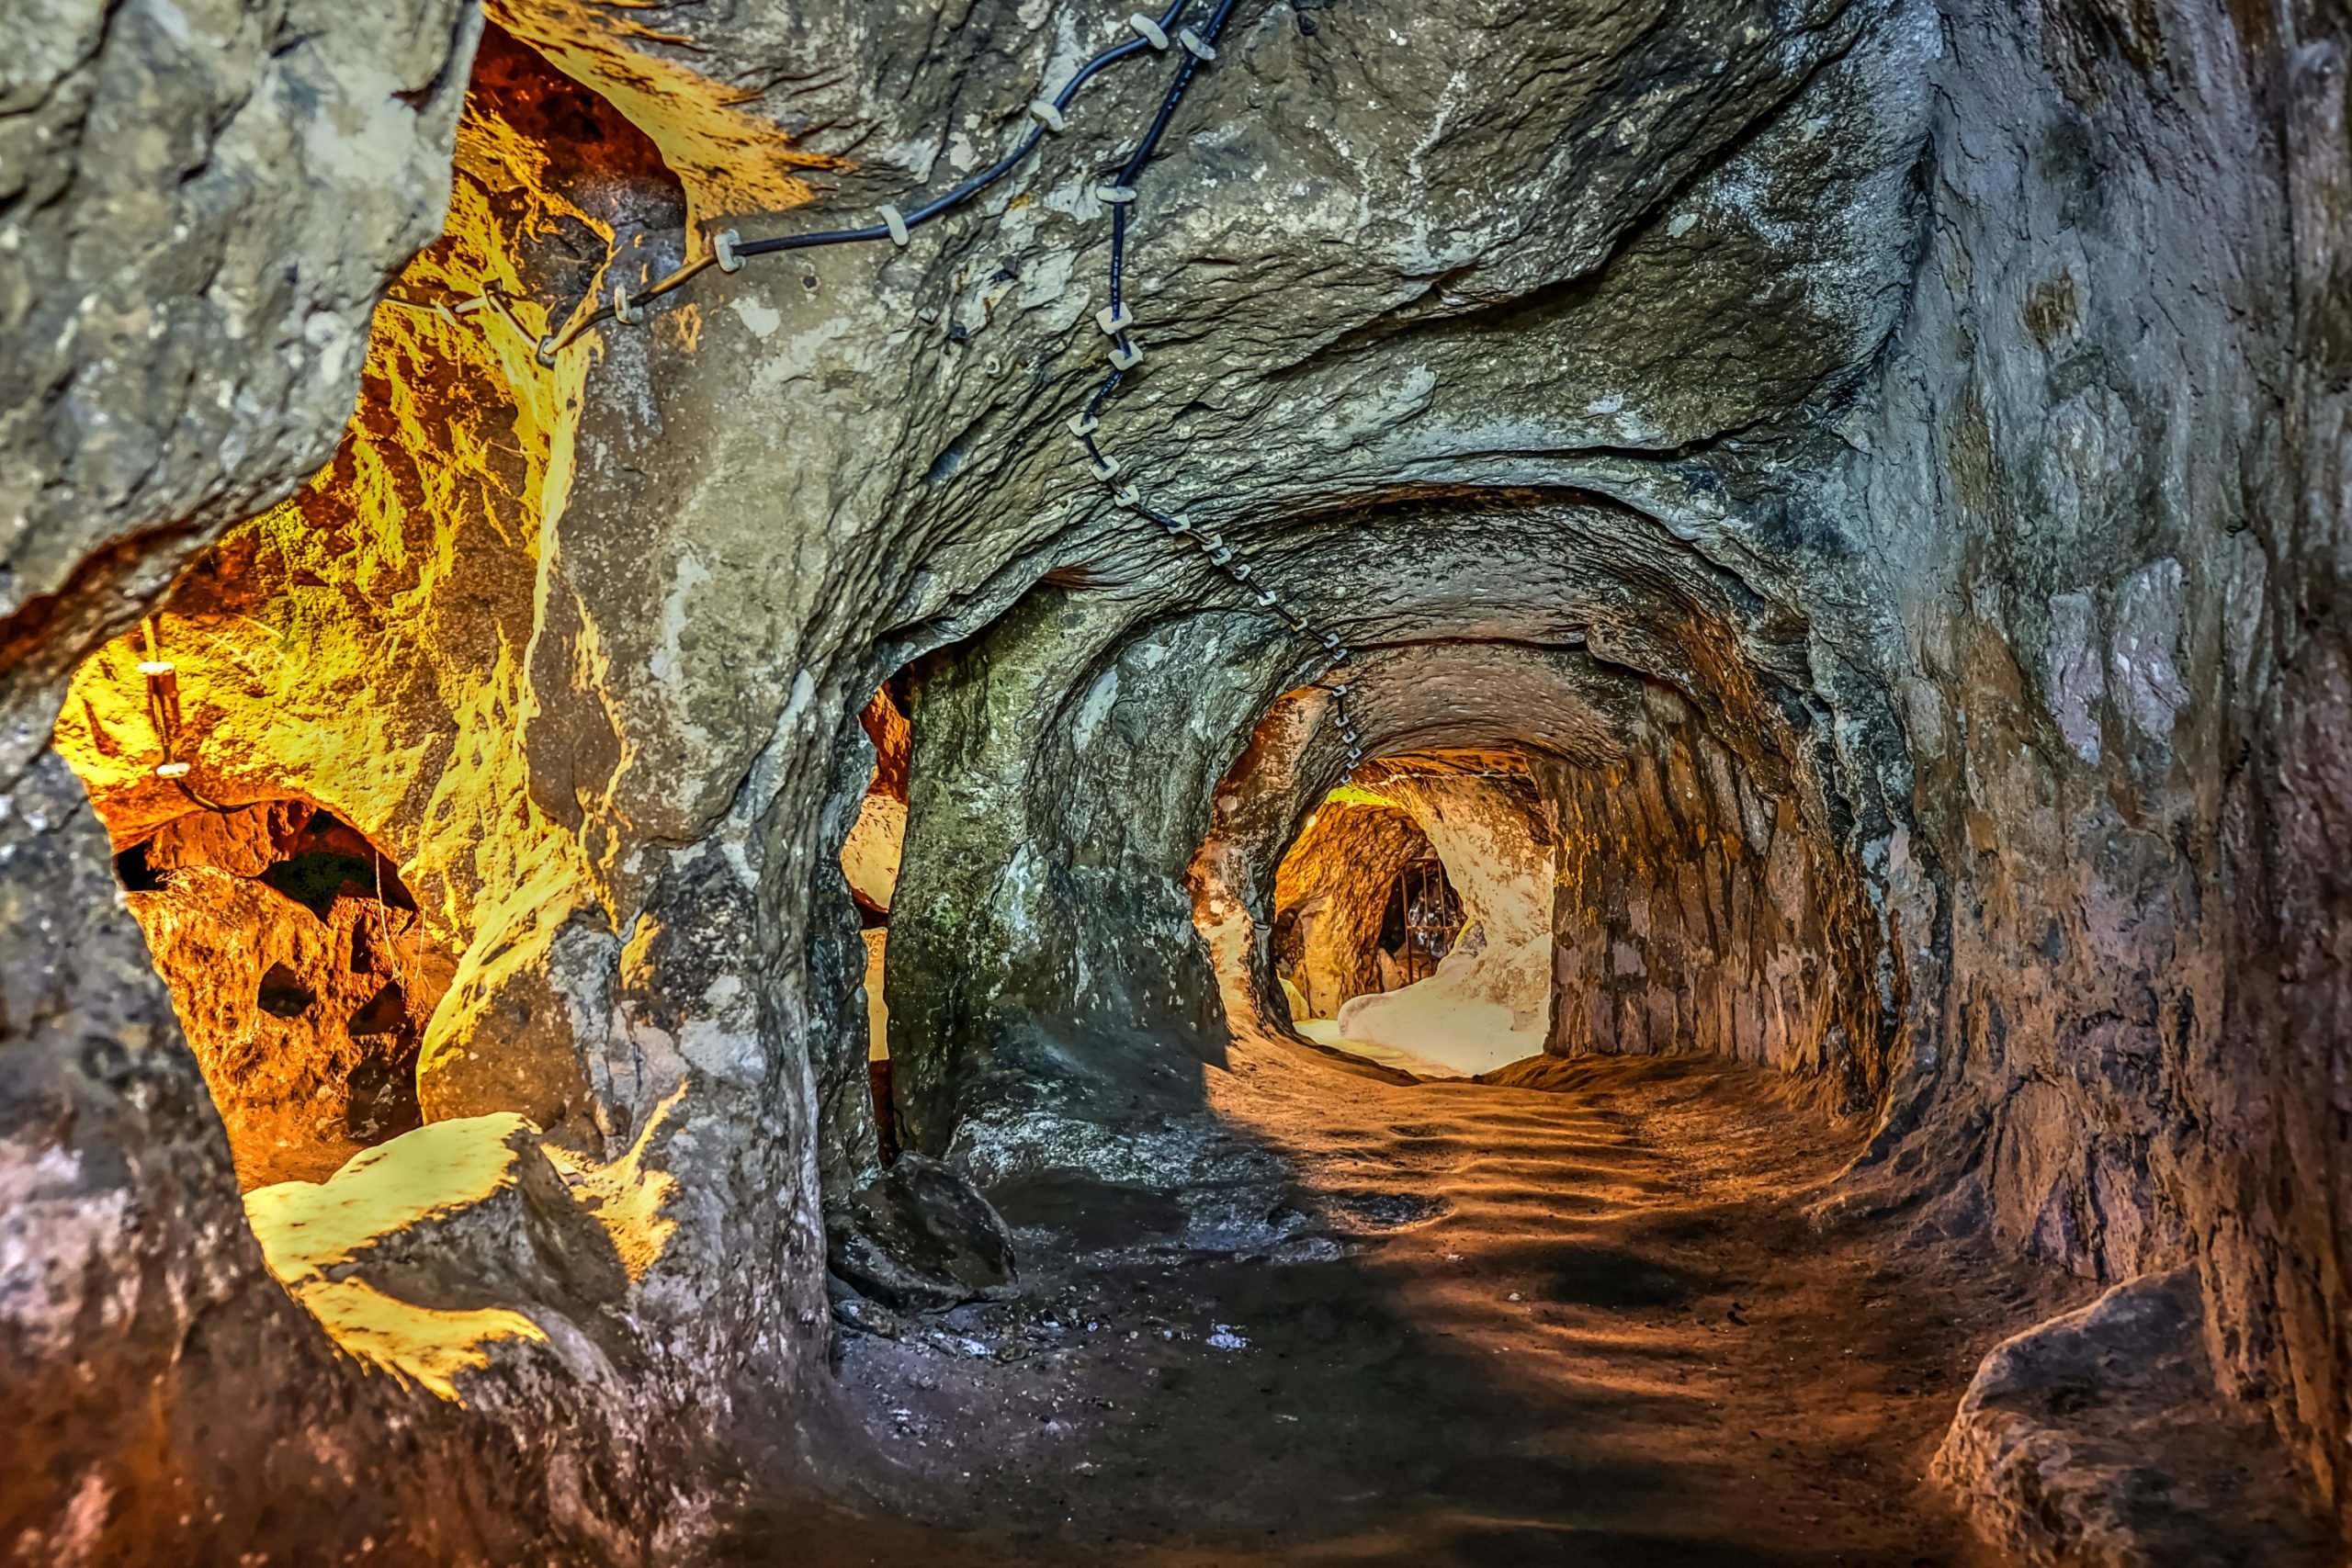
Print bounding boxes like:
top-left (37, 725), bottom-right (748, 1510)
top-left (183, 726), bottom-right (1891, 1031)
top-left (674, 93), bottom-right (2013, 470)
top-left (830, 1153), bottom-right (1017, 1314)
top-left (1935, 1269), bottom-right (2333, 1568)
top-left (244, 1112), bottom-right (633, 1401)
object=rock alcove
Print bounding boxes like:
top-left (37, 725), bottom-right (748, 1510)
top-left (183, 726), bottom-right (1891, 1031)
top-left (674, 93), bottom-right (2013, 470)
top-left (1, 2), bottom-right (2346, 1564)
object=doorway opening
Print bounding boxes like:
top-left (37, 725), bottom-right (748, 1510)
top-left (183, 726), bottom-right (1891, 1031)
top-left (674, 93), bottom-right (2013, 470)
top-left (107, 795), bottom-right (449, 1189)
top-left (1374, 852), bottom-right (1465, 991)
top-left (842, 678), bottom-right (911, 1164)
top-left (1262, 756), bottom-right (1555, 1078)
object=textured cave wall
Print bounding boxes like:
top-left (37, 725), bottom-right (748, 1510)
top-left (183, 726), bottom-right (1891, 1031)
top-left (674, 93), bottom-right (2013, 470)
top-left (1, 11), bottom-right (752, 1559)
top-left (50, 24), bottom-right (693, 1154)
top-left (114, 801), bottom-right (452, 1189)
top-left (1537, 682), bottom-right (1888, 1106)
top-left (0, 0), bottom-right (2344, 1556)
top-left (0, 0), bottom-right (674, 1558)
top-left (2263, 5), bottom-right (2352, 1524)
top-left (0, 0), bottom-right (479, 731)
top-left (888, 592), bottom-right (1293, 1170)
top-left (1833, 0), bottom-right (2352, 1529)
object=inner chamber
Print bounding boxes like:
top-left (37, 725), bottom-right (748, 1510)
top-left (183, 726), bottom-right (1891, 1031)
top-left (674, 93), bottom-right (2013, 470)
top-left (1255, 751), bottom-right (1555, 1077)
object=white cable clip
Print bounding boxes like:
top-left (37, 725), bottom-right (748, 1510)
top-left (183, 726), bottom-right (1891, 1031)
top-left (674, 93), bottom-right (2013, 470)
top-left (1161, 513), bottom-right (1192, 534)
top-left (135, 660), bottom-right (174, 676)
top-left (715, 228), bottom-right (745, 273)
top-left (1208, 545), bottom-right (1234, 566)
top-left (1091, 452), bottom-right (1123, 480)
top-left (613, 283), bottom-right (645, 325)
top-left (154, 761), bottom-right (191, 778)
top-left (1068, 410), bottom-right (1101, 436)
top-left (1178, 27), bottom-right (1216, 60)
top-left (1196, 532), bottom-right (1225, 551)
top-left (1095, 302), bottom-right (1134, 335)
top-left (1255, 589), bottom-right (1279, 607)
top-left (878, 205), bottom-right (910, 247)
top-left (1129, 12), bottom-right (1170, 48)
top-left (1030, 98), bottom-right (1068, 131)
top-left (1109, 338), bottom-right (1145, 369)
top-left (1113, 483), bottom-right (1143, 507)
top-left (536, 335), bottom-right (560, 367)
top-left (1228, 561), bottom-right (1253, 581)
top-left (1095, 185), bottom-right (1137, 205)
top-left (1322, 632), bottom-right (1343, 650)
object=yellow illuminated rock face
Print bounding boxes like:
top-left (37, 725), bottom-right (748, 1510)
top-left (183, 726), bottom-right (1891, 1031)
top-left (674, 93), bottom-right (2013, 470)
top-left (245, 1115), bottom-right (561, 1404)
top-left (485, 0), bottom-right (842, 232)
top-left (1267, 788), bottom-right (1431, 1020)
top-left (51, 28), bottom-right (702, 1170)
top-left (245, 1101), bottom-right (678, 1404)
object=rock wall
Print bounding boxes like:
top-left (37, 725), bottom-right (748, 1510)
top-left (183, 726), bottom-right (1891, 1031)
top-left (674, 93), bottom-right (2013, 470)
top-left (114, 801), bottom-right (450, 1189)
top-left (0, 0), bottom-right (480, 742)
top-left (0, 0), bottom-right (699, 1552)
top-left (3, 11), bottom-right (730, 1559)
top-left (1538, 683), bottom-right (1887, 1107)
top-left (0, 0), bottom-right (2346, 1557)
top-left (1834, 0), bottom-right (2352, 1533)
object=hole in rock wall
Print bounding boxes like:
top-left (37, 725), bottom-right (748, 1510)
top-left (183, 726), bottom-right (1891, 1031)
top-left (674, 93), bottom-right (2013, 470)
top-left (842, 681), bottom-right (911, 1163)
top-left (1368, 852), bottom-right (1464, 989)
top-left (82, 773), bottom-right (447, 1189)
top-left (36, 23), bottom-right (693, 1404)
top-left (1188, 655), bottom-right (1890, 1106)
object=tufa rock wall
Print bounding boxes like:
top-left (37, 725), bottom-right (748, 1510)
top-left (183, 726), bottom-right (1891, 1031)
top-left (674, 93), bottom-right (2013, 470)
top-left (0, 0), bottom-right (2346, 1557)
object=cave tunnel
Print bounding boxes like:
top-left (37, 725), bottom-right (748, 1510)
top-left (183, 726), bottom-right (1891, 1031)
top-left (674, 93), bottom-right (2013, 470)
top-left (3, 3), bottom-right (2348, 1566)
top-left (1241, 752), bottom-right (1553, 1079)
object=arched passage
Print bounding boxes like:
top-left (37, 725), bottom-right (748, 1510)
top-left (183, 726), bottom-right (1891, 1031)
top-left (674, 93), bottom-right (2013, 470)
top-left (7, 0), bottom-right (2343, 1561)
top-left (101, 793), bottom-right (447, 1187)
top-left (1212, 754), bottom-right (1558, 1077)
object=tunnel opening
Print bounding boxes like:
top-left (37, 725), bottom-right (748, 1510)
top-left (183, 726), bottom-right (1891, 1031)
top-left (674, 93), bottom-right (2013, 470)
top-left (78, 741), bottom-right (450, 1190)
top-left (1251, 750), bottom-right (1557, 1078)
top-left (842, 678), bottom-right (912, 1165)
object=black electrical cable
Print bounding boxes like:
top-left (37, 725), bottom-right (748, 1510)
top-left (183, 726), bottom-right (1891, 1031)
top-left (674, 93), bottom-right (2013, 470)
top-left (1100, 0), bottom-right (1239, 315)
top-left (602, 3), bottom-right (1185, 310)
top-left (528, 1), bottom-right (1362, 765)
top-left (1069, 0), bottom-right (1363, 762)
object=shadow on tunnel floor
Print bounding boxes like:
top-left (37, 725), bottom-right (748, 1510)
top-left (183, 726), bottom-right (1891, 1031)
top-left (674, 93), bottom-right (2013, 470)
top-left (716, 1048), bottom-right (2061, 1568)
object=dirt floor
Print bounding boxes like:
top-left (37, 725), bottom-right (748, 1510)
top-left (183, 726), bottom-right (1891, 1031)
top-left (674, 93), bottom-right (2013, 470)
top-left (725, 1046), bottom-right (2089, 1567)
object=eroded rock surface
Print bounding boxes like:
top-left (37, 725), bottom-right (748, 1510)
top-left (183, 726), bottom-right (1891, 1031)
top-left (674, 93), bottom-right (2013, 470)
top-left (830, 1152), bottom-right (1018, 1314)
top-left (247, 1113), bottom-right (634, 1396)
top-left (1936, 1270), bottom-right (2336, 1567)
top-left (0, 0), bottom-right (2347, 1560)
